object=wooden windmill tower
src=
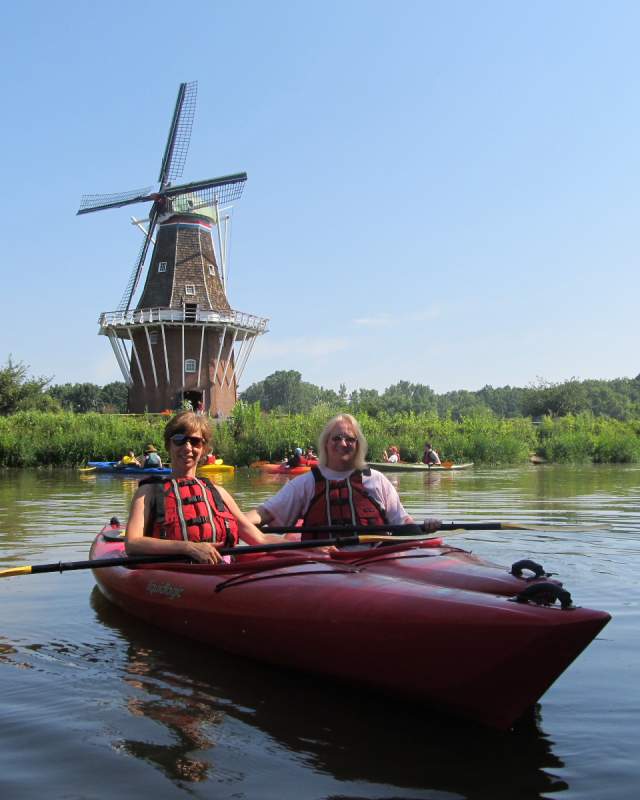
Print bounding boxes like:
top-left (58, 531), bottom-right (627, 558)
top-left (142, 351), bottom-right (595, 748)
top-left (77, 82), bottom-right (268, 415)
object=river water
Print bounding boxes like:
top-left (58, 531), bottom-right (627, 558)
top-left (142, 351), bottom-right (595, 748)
top-left (0, 464), bottom-right (638, 799)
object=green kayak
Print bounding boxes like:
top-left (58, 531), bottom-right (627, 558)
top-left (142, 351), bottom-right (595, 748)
top-left (368, 461), bottom-right (474, 473)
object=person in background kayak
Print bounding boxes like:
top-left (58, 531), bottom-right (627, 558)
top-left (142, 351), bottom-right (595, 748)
top-left (383, 445), bottom-right (400, 463)
top-left (125, 411), bottom-right (281, 564)
top-left (422, 442), bottom-right (441, 465)
top-left (117, 450), bottom-right (141, 468)
top-left (142, 444), bottom-right (163, 468)
top-left (246, 414), bottom-right (441, 536)
top-left (287, 447), bottom-right (304, 468)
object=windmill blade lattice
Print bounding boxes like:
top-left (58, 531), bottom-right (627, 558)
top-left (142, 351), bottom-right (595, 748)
top-left (117, 206), bottom-right (158, 312)
top-left (163, 173), bottom-right (247, 213)
top-left (159, 81), bottom-right (197, 186)
top-left (77, 186), bottom-right (155, 215)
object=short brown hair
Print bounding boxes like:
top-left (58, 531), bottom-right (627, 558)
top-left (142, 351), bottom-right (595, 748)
top-left (163, 411), bottom-right (212, 453)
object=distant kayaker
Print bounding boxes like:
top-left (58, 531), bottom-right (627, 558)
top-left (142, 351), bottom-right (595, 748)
top-left (422, 443), bottom-right (441, 466)
top-left (125, 412), bottom-right (282, 564)
top-left (117, 450), bottom-right (141, 468)
top-left (142, 444), bottom-right (163, 469)
top-left (246, 414), bottom-right (441, 536)
top-left (383, 445), bottom-right (400, 463)
top-left (305, 447), bottom-right (317, 461)
top-left (287, 447), bottom-right (303, 468)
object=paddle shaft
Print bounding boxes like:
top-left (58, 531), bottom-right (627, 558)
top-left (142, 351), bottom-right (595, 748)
top-left (260, 522), bottom-right (505, 535)
top-left (0, 533), bottom-right (441, 578)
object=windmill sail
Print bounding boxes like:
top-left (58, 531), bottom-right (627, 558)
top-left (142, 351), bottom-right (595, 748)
top-left (159, 81), bottom-right (197, 185)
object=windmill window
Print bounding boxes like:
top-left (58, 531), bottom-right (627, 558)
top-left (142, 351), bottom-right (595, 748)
top-left (185, 284), bottom-right (196, 295)
top-left (185, 359), bottom-right (197, 373)
top-left (158, 262), bottom-right (167, 273)
top-left (208, 264), bottom-right (215, 277)
top-left (148, 331), bottom-right (159, 345)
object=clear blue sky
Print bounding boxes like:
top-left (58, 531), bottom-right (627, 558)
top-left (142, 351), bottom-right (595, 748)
top-left (2, 1), bottom-right (638, 394)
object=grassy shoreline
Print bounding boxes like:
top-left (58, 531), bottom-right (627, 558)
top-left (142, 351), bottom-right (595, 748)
top-left (1, 406), bottom-right (639, 467)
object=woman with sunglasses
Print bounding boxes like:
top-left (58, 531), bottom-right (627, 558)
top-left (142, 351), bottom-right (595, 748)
top-left (125, 411), bottom-right (279, 564)
top-left (246, 414), bottom-right (440, 536)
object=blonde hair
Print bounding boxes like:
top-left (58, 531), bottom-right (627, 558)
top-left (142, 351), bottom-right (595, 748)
top-left (317, 413), bottom-right (367, 471)
top-left (164, 411), bottom-right (212, 456)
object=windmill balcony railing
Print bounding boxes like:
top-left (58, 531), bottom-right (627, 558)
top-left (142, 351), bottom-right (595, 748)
top-left (99, 307), bottom-right (269, 333)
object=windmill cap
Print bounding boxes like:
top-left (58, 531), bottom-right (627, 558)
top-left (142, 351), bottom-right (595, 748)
top-left (145, 444), bottom-right (157, 453)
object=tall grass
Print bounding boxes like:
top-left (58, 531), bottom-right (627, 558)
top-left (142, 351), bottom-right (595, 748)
top-left (0, 411), bottom-right (167, 467)
top-left (0, 407), bottom-right (638, 466)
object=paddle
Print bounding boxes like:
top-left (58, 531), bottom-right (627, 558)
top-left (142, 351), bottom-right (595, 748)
top-left (0, 532), bottom-right (441, 579)
top-left (260, 521), bottom-right (599, 534)
top-left (78, 466), bottom-right (97, 473)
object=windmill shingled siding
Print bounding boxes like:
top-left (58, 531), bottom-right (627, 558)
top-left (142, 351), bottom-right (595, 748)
top-left (137, 217), bottom-right (231, 312)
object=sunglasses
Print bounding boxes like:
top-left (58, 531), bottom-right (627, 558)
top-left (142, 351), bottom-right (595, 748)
top-left (170, 433), bottom-right (206, 447)
top-left (331, 434), bottom-right (357, 446)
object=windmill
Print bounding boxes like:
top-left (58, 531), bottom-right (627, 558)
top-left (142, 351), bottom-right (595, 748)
top-left (77, 81), bottom-right (268, 415)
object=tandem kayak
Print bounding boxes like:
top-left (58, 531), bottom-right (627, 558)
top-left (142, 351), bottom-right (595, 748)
top-left (87, 461), bottom-right (172, 476)
top-left (90, 527), bottom-right (610, 730)
top-left (368, 461), bottom-right (474, 473)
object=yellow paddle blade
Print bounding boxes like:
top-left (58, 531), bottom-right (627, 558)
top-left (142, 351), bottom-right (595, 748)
top-left (358, 533), bottom-right (449, 543)
top-left (0, 566), bottom-right (33, 578)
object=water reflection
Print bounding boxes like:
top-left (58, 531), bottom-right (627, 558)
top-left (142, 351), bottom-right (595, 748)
top-left (90, 588), bottom-right (567, 798)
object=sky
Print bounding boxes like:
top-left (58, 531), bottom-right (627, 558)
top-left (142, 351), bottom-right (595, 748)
top-left (1, 1), bottom-right (638, 395)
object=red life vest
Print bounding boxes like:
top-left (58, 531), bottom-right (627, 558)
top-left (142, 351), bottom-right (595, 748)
top-left (141, 476), bottom-right (239, 547)
top-left (301, 466), bottom-right (387, 538)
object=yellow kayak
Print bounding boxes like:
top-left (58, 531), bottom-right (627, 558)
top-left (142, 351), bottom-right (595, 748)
top-left (197, 462), bottom-right (236, 476)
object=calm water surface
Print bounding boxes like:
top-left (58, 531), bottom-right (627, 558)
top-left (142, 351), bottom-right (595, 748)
top-left (0, 465), bottom-right (638, 799)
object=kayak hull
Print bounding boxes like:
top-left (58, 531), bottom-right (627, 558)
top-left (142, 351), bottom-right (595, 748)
top-left (257, 463), bottom-right (316, 475)
top-left (90, 532), bottom-right (610, 730)
top-left (368, 461), bottom-right (474, 472)
top-left (197, 463), bottom-right (236, 476)
top-left (87, 461), bottom-right (171, 476)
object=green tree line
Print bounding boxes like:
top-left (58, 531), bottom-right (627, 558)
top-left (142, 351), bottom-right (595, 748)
top-left (240, 370), bottom-right (640, 421)
top-left (3, 358), bottom-right (640, 423)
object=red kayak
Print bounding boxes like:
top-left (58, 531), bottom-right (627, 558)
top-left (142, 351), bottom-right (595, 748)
top-left (257, 459), bottom-right (318, 475)
top-left (90, 528), bottom-right (610, 730)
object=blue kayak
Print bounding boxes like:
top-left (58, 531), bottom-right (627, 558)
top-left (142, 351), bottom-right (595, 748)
top-left (87, 461), bottom-right (171, 476)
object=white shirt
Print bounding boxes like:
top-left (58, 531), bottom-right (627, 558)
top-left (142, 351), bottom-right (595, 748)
top-left (387, 453), bottom-right (399, 463)
top-left (259, 465), bottom-right (411, 526)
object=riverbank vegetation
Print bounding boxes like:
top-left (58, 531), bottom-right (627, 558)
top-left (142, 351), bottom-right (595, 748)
top-left (1, 360), bottom-right (639, 466)
top-left (1, 406), bottom-right (639, 467)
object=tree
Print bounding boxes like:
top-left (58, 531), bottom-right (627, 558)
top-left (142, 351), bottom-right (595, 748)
top-left (0, 357), bottom-right (55, 415)
top-left (100, 382), bottom-right (128, 413)
top-left (241, 371), bottom-right (340, 413)
top-left (349, 388), bottom-right (382, 416)
top-left (437, 390), bottom-right (491, 421)
top-left (48, 382), bottom-right (103, 413)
